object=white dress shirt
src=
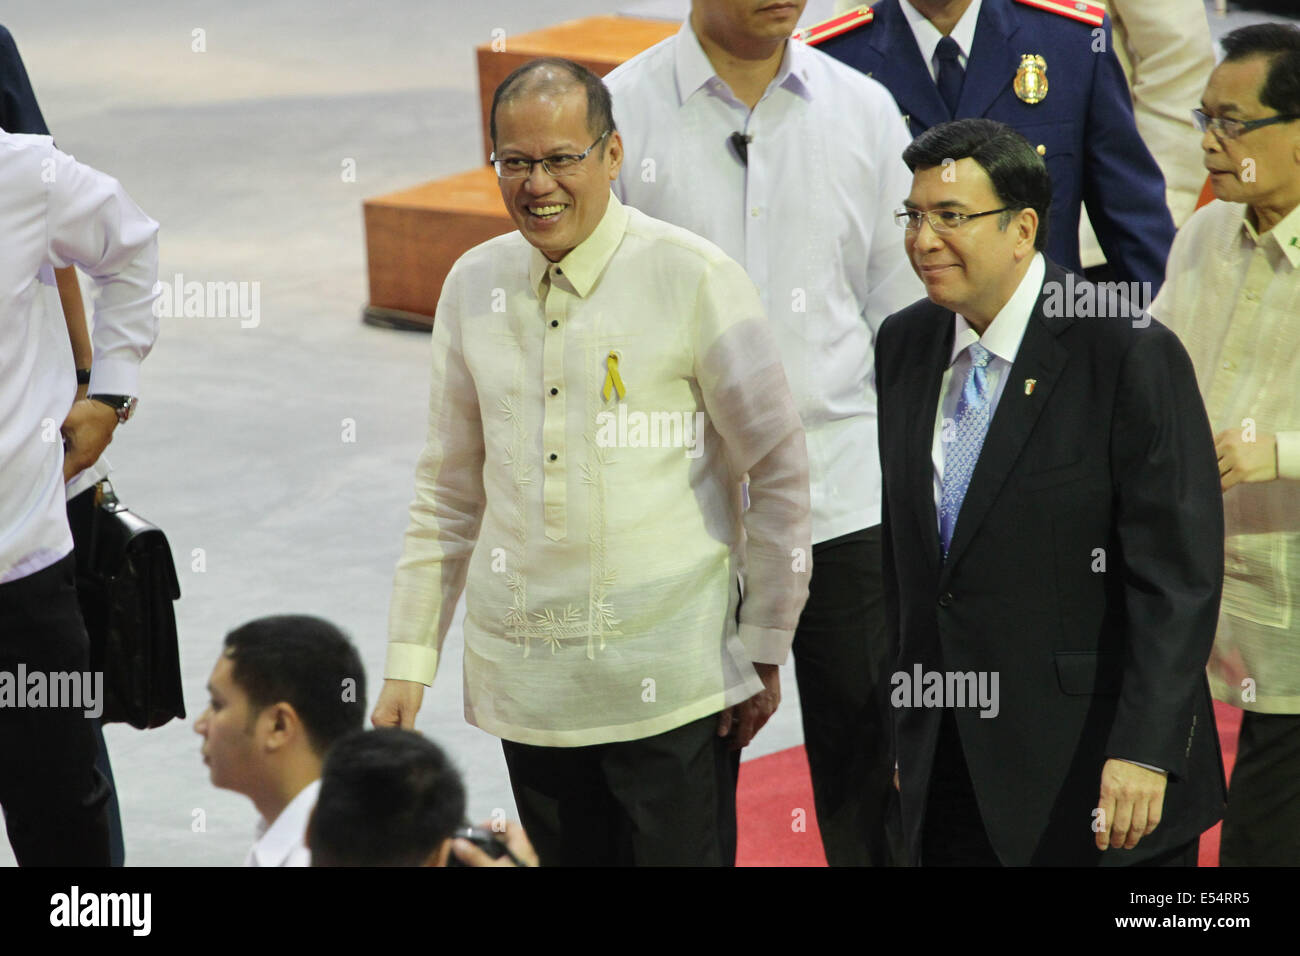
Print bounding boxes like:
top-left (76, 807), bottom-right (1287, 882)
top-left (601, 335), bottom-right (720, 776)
top-left (931, 254), bottom-right (1043, 514)
top-left (605, 21), bottom-right (922, 543)
top-left (1150, 199), bottom-right (1300, 714)
top-left (386, 195), bottom-right (811, 747)
top-left (900, 0), bottom-right (983, 82)
top-left (0, 131), bottom-right (158, 582)
top-left (244, 778), bottom-right (319, 867)
top-left (66, 457), bottom-right (111, 502)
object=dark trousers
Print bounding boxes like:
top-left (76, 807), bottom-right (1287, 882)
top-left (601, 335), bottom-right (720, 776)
top-left (791, 526), bottom-right (900, 866)
top-left (0, 554), bottom-right (111, 865)
top-left (922, 710), bottom-right (1001, 866)
top-left (921, 710), bottom-right (1201, 867)
top-left (501, 712), bottom-right (739, 866)
top-left (1138, 837), bottom-right (1201, 867)
top-left (1220, 710), bottom-right (1300, 866)
top-left (91, 718), bottom-right (124, 866)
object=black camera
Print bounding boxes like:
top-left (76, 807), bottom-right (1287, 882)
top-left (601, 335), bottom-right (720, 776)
top-left (445, 825), bottom-right (511, 867)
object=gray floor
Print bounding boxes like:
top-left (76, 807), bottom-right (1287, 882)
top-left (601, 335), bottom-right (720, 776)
top-left (1, 0), bottom-right (1287, 866)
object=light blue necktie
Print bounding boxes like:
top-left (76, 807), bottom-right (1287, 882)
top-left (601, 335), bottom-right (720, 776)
top-left (940, 342), bottom-right (993, 557)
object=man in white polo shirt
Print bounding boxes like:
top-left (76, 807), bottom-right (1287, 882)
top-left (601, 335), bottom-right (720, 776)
top-left (604, 0), bottom-right (922, 865)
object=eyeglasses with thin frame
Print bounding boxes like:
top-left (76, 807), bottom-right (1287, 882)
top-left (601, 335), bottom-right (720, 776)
top-left (1191, 108), bottom-right (1300, 142)
top-left (491, 131), bottom-right (610, 179)
top-left (895, 206), bottom-right (1016, 234)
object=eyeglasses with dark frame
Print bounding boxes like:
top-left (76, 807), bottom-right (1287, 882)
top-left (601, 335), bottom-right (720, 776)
top-left (491, 131), bottom-right (610, 180)
top-left (1192, 108), bottom-right (1300, 142)
top-left (895, 206), bottom-right (1017, 234)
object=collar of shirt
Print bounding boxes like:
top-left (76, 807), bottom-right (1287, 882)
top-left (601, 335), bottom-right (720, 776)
top-left (900, 0), bottom-right (983, 82)
top-left (1240, 198), bottom-right (1300, 270)
top-left (528, 191), bottom-right (629, 299)
top-left (672, 19), bottom-right (812, 110)
top-left (949, 253), bottom-right (1045, 368)
top-left (245, 778), bottom-right (319, 867)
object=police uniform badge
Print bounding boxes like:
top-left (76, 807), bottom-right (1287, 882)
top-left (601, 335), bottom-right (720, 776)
top-left (1013, 54), bottom-right (1048, 105)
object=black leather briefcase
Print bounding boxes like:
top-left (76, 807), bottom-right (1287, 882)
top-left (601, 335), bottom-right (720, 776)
top-left (70, 480), bottom-right (185, 729)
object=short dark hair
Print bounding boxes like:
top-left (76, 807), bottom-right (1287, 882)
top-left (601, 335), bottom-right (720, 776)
top-left (308, 729), bottom-right (467, 867)
top-left (222, 615), bottom-right (366, 757)
top-left (1220, 23), bottom-right (1300, 117)
top-left (489, 57), bottom-right (616, 153)
top-left (902, 118), bottom-right (1053, 252)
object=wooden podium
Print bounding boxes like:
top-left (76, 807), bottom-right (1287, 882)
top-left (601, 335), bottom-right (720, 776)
top-left (362, 15), bottom-right (679, 330)
top-left (362, 168), bottom-right (511, 329)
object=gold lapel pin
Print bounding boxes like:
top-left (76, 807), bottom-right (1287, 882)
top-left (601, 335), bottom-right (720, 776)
top-left (1024, 378), bottom-right (1037, 396)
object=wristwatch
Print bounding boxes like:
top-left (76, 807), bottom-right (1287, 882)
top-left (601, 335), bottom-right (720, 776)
top-left (87, 394), bottom-right (138, 424)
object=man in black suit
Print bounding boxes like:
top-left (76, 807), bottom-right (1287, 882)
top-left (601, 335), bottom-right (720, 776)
top-left (875, 118), bottom-right (1226, 866)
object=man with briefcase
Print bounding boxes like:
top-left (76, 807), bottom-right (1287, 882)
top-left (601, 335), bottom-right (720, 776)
top-left (0, 126), bottom-right (159, 866)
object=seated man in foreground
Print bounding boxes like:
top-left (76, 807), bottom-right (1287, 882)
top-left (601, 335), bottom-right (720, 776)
top-left (307, 728), bottom-right (538, 867)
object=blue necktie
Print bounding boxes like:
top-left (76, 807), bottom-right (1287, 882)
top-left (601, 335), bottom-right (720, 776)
top-left (940, 342), bottom-right (993, 557)
top-left (936, 35), bottom-right (964, 116)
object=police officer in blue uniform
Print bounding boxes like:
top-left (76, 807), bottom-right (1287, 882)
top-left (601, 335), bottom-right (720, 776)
top-left (810, 0), bottom-right (1176, 291)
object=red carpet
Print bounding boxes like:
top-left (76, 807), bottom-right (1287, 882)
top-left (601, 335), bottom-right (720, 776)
top-left (736, 700), bottom-right (1243, 867)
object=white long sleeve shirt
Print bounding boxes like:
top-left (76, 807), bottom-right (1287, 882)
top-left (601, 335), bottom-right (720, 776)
top-left (0, 131), bottom-right (159, 582)
top-left (605, 22), bottom-right (922, 543)
top-left (385, 194), bottom-right (812, 747)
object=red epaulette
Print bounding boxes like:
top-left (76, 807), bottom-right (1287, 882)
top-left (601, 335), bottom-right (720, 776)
top-left (1014, 0), bottom-right (1106, 27)
top-left (793, 5), bottom-right (874, 46)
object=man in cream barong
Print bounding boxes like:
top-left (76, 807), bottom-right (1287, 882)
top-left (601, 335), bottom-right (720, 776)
top-left (1148, 22), bottom-right (1300, 866)
top-left (370, 58), bottom-right (811, 866)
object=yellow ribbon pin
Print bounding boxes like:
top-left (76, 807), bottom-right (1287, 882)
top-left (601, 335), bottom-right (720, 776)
top-left (602, 351), bottom-right (626, 402)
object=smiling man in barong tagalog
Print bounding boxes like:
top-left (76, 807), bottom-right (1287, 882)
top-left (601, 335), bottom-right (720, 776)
top-left (370, 58), bottom-right (811, 866)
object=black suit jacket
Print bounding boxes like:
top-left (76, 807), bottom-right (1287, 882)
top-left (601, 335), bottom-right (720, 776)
top-left (875, 259), bottom-right (1227, 866)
